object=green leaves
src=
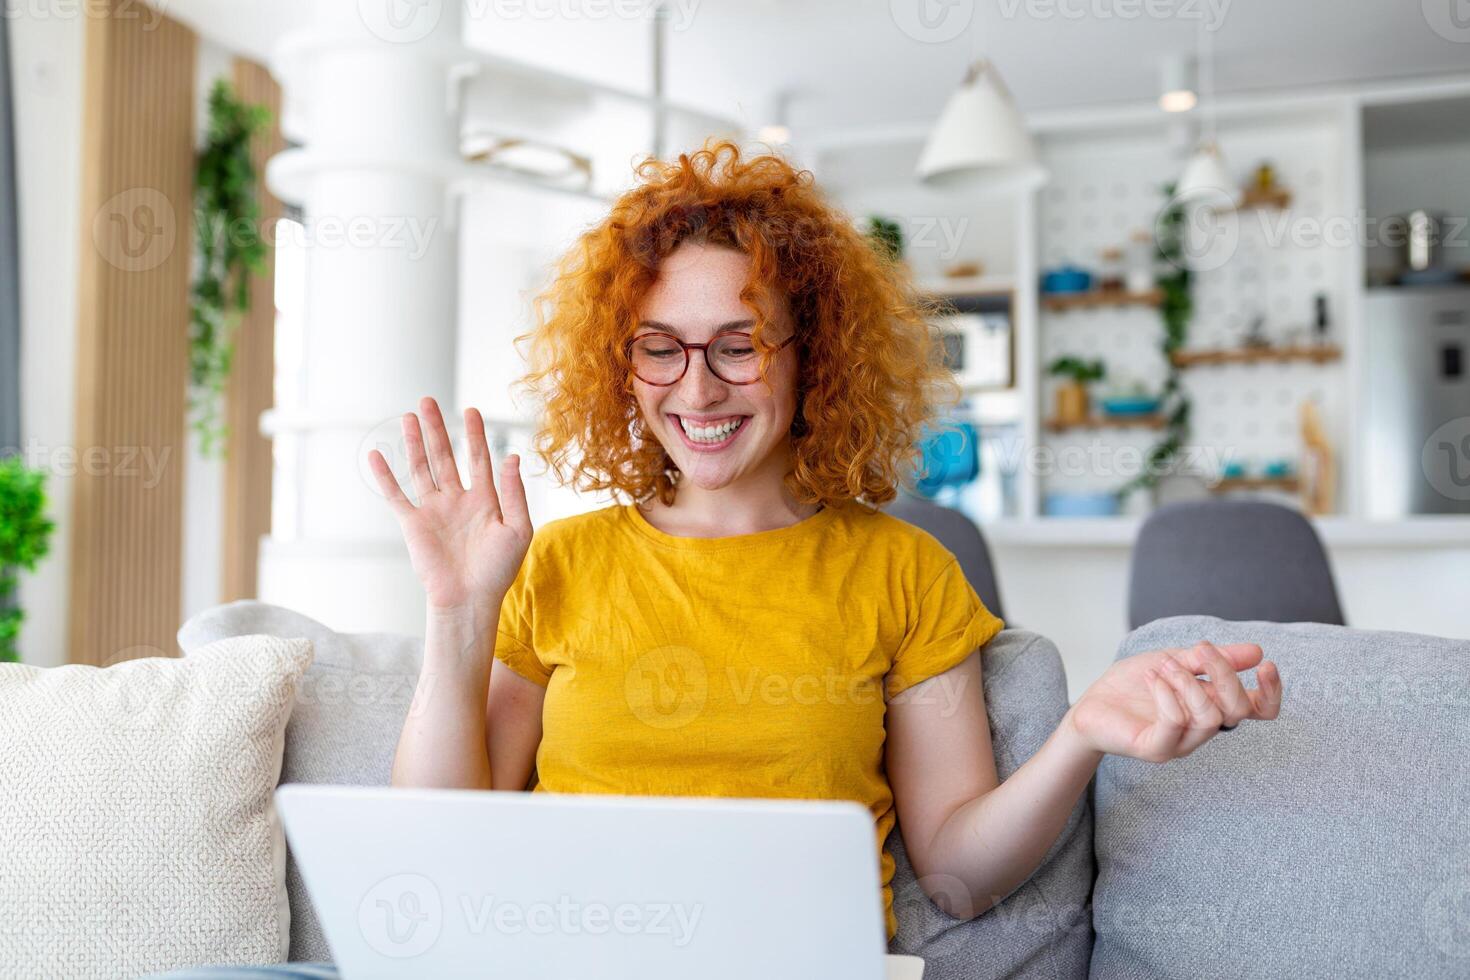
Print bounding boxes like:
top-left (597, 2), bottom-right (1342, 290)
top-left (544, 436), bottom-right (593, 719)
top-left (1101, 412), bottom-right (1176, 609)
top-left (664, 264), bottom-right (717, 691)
top-left (0, 457), bottom-right (55, 663)
top-left (1118, 183), bottom-right (1193, 499)
top-left (1047, 356), bottom-right (1107, 384)
top-left (189, 78), bottom-right (271, 458)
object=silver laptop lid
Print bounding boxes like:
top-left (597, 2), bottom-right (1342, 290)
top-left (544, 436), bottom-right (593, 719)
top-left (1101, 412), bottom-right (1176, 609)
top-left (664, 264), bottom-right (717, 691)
top-left (276, 784), bottom-right (888, 980)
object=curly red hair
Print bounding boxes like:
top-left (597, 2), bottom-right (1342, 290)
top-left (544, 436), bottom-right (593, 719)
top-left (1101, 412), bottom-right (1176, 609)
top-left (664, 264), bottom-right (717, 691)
top-left (515, 137), bottom-right (962, 509)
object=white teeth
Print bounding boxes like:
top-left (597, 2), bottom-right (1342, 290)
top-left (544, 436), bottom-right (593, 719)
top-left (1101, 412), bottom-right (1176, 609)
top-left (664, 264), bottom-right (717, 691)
top-left (678, 416), bottom-right (744, 442)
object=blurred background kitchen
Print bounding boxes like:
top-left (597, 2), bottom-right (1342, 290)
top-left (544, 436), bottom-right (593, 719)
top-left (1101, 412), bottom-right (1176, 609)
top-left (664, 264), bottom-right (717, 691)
top-left (5, 0), bottom-right (1469, 693)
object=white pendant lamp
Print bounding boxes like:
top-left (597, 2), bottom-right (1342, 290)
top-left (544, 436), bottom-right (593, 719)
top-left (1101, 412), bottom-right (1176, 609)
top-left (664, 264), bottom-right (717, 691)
top-left (1175, 141), bottom-right (1240, 205)
top-left (917, 59), bottom-right (1046, 194)
top-left (1173, 23), bottom-right (1241, 207)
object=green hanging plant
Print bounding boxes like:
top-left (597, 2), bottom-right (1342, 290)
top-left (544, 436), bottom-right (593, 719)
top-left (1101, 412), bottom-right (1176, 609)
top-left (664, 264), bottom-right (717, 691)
top-left (190, 78), bottom-right (271, 458)
top-left (1119, 183), bottom-right (1193, 499)
top-left (0, 456), bottom-right (56, 663)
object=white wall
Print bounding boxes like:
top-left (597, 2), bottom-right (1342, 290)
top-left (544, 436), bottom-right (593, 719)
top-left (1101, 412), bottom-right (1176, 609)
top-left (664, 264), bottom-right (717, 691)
top-left (11, 11), bottom-right (84, 668)
top-left (456, 183), bottom-right (616, 527)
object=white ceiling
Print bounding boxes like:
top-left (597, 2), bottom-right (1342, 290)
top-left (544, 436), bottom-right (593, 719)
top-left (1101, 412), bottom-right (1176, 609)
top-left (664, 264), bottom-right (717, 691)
top-left (159, 0), bottom-right (1470, 137)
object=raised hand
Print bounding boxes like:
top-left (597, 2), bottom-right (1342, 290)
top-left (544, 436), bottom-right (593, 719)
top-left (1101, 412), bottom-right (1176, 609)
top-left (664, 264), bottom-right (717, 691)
top-left (1066, 641), bottom-right (1283, 763)
top-left (368, 397), bottom-right (533, 615)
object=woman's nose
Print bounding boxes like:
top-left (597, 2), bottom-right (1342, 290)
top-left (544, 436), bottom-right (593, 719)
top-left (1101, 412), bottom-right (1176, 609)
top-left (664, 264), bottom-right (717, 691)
top-left (679, 350), bottom-right (728, 406)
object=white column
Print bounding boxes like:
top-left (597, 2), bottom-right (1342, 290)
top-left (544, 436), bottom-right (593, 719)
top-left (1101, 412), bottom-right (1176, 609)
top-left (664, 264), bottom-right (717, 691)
top-left (258, 0), bottom-right (468, 634)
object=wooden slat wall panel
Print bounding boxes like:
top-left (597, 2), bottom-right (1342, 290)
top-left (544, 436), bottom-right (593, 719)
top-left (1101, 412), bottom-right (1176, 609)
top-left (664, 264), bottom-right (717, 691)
top-left (221, 58), bottom-right (283, 602)
top-left (68, 4), bottom-right (196, 665)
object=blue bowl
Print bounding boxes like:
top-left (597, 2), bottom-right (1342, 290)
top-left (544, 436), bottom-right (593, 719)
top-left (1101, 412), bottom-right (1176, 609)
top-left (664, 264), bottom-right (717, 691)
top-left (1041, 267), bottom-right (1093, 294)
top-left (1044, 492), bottom-right (1121, 517)
top-left (1101, 396), bottom-right (1161, 417)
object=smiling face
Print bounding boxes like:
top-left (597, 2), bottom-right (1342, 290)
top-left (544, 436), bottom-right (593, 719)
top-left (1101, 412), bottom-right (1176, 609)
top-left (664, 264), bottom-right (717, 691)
top-left (631, 241), bottom-right (800, 496)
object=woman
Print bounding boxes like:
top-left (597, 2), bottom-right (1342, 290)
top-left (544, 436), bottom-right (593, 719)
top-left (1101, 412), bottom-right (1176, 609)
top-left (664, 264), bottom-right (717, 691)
top-left (379, 141), bottom-right (1282, 939)
top-left (151, 141), bottom-right (1281, 978)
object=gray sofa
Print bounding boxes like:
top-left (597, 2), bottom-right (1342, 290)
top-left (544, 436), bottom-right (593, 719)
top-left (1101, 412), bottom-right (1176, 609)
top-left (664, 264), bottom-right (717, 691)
top-left (179, 601), bottom-right (1470, 979)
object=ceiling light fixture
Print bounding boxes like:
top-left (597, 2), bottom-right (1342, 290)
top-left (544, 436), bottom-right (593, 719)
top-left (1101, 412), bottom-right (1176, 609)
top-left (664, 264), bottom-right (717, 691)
top-left (916, 58), bottom-right (1045, 194)
top-left (1173, 21), bottom-right (1240, 206)
top-left (1159, 53), bottom-right (1197, 113)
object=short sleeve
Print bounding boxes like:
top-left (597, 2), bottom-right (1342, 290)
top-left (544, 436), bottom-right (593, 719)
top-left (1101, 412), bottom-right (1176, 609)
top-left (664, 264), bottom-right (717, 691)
top-left (886, 557), bottom-right (1005, 699)
top-left (491, 543), bottom-right (553, 687)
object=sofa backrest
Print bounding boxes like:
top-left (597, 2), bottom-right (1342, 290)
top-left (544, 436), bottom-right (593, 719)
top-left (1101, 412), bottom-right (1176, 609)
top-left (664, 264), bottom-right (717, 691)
top-left (1092, 615), bottom-right (1470, 978)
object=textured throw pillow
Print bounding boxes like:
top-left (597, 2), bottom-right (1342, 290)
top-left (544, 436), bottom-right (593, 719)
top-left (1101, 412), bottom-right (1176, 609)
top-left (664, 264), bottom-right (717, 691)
top-left (887, 629), bottom-right (1095, 980)
top-left (178, 600), bottom-right (424, 963)
top-left (0, 635), bottom-right (313, 980)
top-left (1092, 615), bottom-right (1470, 979)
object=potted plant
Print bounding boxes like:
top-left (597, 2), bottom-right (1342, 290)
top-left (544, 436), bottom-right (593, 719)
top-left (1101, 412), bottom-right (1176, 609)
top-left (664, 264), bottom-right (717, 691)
top-left (1047, 356), bottom-right (1106, 424)
top-left (0, 456), bottom-right (55, 663)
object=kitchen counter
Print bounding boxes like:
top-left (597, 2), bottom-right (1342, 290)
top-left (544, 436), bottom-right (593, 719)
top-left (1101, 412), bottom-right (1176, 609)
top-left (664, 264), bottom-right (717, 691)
top-left (976, 515), bottom-right (1470, 697)
top-left (983, 516), bottom-right (1470, 548)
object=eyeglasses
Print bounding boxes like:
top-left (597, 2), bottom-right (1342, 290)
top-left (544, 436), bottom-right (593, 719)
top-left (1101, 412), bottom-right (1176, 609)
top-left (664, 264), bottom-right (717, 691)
top-left (626, 330), bottom-right (796, 386)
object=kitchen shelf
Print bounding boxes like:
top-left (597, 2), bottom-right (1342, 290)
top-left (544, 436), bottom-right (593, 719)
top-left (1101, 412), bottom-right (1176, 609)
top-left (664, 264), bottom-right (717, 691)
top-left (920, 274), bottom-right (1015, 298)
top-left (1209, 475), bottom-right (1301, 493)
top-left (1044, 414), bottom-right (1166, 433)
top-left (1041, 289), bottom-right (1163, 312)
top-left (1221, 186), bottom-right (1292, 211)
top-left (1170, 344), bottom-right (1342, 368)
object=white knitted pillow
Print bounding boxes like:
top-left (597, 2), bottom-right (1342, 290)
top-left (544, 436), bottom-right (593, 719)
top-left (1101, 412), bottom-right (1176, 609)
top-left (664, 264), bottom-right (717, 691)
top-left (0, 634), bottom-right (313, 979)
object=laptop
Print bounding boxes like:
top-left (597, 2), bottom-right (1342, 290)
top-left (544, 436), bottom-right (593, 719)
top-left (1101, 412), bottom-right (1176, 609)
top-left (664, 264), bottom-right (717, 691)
top-left (275, 784), bottom-right (925, 980)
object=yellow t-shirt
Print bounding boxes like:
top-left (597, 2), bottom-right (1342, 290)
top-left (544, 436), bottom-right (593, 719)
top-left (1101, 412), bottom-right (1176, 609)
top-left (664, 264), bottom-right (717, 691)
top-left (492, 501), bottom-right (1005, 940)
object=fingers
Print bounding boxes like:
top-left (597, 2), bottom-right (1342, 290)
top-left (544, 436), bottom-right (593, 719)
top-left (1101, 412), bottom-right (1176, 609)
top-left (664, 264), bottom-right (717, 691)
top-left (1251, 659), bottom-right (1284, 720)
top-left (1159, 655), bottom-right (1224, 735)
top-left (368, 449), bottom-right (414, 516)
top-left (464, 407), bottom-right (496, 494)
top-left (419, 396), bottom-right (464, 493)
top-left (1195, 643), bottom-right (1254, 726)
top-left (1174, 641), bottom-right (1263, 674)
top-left (401, 411), bottom-right (437, 500)
top-left (1142, 667), bottom-right (1186, 758)
top-left (498, 454), bottom-right (533, 537)
top-left (1169, 641), bottom-right (1283, 723)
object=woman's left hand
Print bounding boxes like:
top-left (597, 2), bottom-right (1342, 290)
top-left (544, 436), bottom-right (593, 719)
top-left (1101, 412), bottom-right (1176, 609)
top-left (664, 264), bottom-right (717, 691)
top-left (1065, 641), bottom-right (1283, 762)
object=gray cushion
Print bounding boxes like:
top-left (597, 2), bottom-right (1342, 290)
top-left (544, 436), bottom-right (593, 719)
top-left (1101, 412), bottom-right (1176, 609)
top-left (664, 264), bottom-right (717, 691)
top-left (888, 629), bottom-right (1095, 979)
top-left (1091, 615), bottom-right (1470, 979)
top-left (178, 600), bottom-right (423, 963)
